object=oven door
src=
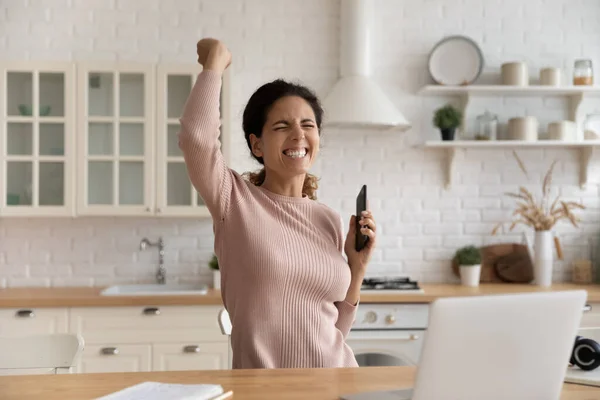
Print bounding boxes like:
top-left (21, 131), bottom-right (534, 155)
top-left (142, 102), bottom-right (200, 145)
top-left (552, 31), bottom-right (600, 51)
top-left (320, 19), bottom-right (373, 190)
top-left (346, 329), bottom-right (426, 367)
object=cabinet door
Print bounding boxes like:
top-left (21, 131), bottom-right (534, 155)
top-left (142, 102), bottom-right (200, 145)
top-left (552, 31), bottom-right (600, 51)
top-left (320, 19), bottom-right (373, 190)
top-left (0, 62), bottom-right (75, 217)
top-left (0, 307), bottom-right (68, 336)
top-left (75, 343), bottom-right (151, 373)
top-left (155, 64), bottom-right (230, 217)
top-left (153, 342), bottom-right (228, 371)
top-left (76, 62), bottom-right (154, 216)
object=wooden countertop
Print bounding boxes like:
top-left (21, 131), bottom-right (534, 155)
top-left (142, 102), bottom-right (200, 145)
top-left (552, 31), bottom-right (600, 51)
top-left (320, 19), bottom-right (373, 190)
top-left (1, 283), bottom-right (600, 308)
top-left (0, 366), bottom-right (597, 400)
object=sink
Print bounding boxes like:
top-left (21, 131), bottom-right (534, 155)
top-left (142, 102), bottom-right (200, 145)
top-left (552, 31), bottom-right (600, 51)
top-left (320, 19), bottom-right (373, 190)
top-left (100, 283), bottom-right (209, 296)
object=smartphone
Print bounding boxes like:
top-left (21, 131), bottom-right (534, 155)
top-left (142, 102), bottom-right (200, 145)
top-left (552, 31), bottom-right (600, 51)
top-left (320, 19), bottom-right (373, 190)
top-left (355, 184), bottom-right (368, 252)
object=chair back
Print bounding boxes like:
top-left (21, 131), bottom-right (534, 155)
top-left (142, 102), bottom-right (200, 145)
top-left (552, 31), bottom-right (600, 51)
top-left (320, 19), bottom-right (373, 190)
top-left (0, 333), bottom-right (84, 375)
top-left (217, 309), bottom-right (232, 368)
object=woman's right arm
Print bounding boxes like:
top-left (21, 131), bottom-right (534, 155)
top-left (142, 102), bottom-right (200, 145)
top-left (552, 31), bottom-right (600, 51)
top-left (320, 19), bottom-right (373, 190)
top-left (178, 39), bottom-right (233, 221)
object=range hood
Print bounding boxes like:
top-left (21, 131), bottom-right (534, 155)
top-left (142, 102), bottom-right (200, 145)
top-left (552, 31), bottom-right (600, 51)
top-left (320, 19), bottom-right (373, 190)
top-left (323, 0), bottom-right (410, 131)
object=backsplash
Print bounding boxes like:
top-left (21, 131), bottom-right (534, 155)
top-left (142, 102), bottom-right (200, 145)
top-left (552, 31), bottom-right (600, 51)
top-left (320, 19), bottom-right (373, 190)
top-left (1, 0), bottom-right (599, 287)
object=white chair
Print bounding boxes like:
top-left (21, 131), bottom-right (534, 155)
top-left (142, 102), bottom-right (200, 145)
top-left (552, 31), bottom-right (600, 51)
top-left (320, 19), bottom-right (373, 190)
top-left (0, 333), bottom-right (84, 375)
top-left (218, 309), bottom-right (233, 368)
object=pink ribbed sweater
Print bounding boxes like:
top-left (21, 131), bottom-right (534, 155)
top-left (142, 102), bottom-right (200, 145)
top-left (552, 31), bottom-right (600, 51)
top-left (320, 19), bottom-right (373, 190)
top-left (178, 70), bottom-right (358, 369)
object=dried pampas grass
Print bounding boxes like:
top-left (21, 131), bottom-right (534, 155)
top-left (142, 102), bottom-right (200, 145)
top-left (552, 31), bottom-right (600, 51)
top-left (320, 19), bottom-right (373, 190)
top-left (492, 151), bottom-right (585, 234)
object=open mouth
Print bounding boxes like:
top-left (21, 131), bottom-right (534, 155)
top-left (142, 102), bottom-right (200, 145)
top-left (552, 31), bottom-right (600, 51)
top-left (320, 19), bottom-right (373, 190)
top-left (282, 148), bottom-right (308, 159)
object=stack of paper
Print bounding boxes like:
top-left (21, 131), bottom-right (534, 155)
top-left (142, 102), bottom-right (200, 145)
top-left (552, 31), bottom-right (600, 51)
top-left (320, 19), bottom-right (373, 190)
top-left (565, 366), bottom-right (600, 388)
top-left (95, 381), bottom-right (224, 400)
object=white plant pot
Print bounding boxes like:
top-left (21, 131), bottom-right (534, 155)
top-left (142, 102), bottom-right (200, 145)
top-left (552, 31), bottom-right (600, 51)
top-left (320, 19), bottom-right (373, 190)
top-left (212, 270), bottom-right (221, 289)
top-left (460, 265), bottom-right (481, 287)
top-left (534, 230), bottom-right (553, 287)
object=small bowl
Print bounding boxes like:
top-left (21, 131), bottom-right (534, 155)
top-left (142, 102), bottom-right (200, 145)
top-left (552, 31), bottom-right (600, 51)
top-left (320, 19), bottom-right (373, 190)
top-left (18, 104), bottom-right (32, 116)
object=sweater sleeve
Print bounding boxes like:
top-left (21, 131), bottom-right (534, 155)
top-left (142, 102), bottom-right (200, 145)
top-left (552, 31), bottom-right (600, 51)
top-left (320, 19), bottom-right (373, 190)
top-left (334, 213), bottom-right (358, 338)
top-left (178, 69), bottom-right (232, 221)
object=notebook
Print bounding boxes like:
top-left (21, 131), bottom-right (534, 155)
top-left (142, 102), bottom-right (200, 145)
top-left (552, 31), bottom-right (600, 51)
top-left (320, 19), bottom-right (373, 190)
top-left (564, 366), bottom-right (600, 388)
top-left (95, 381), bottom-right (224, 400)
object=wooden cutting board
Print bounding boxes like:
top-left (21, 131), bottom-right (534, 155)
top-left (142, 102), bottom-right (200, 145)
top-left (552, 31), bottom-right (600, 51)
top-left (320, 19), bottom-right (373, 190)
top-left (452, 243), bottom-right (533, 283)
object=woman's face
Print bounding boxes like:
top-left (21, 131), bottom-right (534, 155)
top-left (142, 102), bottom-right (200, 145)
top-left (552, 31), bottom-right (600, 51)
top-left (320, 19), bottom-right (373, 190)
top-left (250, 95), bottom-right (320, 179)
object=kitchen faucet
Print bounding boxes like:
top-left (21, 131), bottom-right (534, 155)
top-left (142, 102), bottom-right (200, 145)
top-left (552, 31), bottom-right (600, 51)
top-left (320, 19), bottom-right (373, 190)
top-left (139, 237), bottom-right (166, 284)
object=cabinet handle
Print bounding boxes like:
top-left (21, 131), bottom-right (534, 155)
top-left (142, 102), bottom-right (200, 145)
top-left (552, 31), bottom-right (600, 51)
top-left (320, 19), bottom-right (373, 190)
top-left (143, 307), bottom-right (160, 315)
top-left (146, 207), bottom-right (151, 212)
top-left (15, 309), bottom-right (35, 318)
top-left (100, 347), bottom-right (119, 355)
top-left (584, 304), bottom-right (592, 312)
top-left (183, 345), bottom-right (200, 353)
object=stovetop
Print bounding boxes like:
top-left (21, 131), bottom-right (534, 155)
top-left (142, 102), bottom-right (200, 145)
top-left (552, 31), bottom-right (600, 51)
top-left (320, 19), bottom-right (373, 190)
top-left (361, 277), bottom-right (422, 293)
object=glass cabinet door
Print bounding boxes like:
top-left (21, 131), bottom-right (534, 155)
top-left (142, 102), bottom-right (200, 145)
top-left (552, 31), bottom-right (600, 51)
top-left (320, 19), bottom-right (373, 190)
top-left (0, 63), bottom-right (74, 216)
top-left (155, 65), bottom-right (230, 217)
top-left (77, 63), bottom-right (153, 215)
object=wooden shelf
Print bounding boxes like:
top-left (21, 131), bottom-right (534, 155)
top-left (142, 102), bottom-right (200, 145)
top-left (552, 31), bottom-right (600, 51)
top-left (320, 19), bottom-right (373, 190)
top-left (423, 140), bottom-right (600, 190)
top-left (419, 85), bottom-right (600, 97)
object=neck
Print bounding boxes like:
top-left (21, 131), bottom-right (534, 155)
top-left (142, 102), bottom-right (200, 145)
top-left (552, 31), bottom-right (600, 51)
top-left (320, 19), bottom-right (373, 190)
top-left (261, 169), bottom-right (306, 198)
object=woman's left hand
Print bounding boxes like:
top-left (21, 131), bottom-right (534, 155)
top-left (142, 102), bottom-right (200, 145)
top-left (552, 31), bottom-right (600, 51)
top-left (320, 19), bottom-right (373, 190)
top-left (344, 209), bottom-right (376, 279)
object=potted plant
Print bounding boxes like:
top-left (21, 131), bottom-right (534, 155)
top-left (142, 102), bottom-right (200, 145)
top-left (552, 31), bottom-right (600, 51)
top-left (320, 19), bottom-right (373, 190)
top-left (454, 245), bottom-right (482, 287)
top-left (433, 104), bottom-right (462, 141)
top-left (209, 254), bottom-right (220, 289)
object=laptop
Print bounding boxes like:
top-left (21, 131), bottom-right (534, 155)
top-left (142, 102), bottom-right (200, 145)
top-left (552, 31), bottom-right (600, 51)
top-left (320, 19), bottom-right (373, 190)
top-left (341, 290), bottom-right (587, 400)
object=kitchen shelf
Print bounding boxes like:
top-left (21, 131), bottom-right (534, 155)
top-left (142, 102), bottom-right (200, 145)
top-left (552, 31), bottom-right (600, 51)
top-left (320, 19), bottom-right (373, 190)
top-left (424, 140), bottom-right (600, 190)
top-left (419, 85), bottom-right (600, 97)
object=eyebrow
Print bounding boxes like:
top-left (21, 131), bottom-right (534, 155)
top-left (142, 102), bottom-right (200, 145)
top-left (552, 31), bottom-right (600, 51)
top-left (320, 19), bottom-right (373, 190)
top-left (272, 119), bottom-right (315, 126)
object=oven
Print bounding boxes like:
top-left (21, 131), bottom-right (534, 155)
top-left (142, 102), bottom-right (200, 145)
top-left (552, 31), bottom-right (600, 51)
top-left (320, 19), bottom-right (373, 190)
top-left (346, 300), bottom-right (429, 367)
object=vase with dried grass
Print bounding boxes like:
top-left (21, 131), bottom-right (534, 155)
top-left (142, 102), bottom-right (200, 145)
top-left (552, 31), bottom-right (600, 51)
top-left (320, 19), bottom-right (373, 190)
top-left (492, 151), bottom-right (585, 287)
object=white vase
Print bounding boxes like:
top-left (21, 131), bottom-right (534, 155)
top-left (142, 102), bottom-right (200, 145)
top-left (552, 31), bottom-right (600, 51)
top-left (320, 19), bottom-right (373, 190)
top-left (460, 265), bottom-right (481, 287)
top-left (534, 230), bottom-right (553, 287)
top-left (213, 270), bottom-right (221, 289)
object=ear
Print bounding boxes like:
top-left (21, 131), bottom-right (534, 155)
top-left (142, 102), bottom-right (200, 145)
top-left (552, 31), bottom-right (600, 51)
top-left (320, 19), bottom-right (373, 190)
top-left (249, 134), bottom-right (263, 158)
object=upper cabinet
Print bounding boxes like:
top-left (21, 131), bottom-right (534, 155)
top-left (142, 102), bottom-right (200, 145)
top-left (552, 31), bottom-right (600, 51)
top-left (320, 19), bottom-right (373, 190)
top-left (77, 63), bottom-right (155, 216)
top-left (155, 65), bottom-right (230, 217)
top-left (0, 62), bottom-right (75, 217)
top-left (0, 62), bottom-right (231, 217)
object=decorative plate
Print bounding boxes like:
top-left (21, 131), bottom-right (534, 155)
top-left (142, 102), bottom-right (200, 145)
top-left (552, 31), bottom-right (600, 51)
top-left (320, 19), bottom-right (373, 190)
top-left (428, 35), bottom-right (484, 86)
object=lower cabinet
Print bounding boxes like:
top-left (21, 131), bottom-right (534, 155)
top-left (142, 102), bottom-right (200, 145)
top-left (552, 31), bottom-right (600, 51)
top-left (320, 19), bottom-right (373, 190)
top-left (68, 305), bottom-right (228, 373)
top-left (0, 307), bottom-right (69, 336)
top-left (152, 342), bottom-right (229, 371)
top-left (76, 343), bottom-right (152, 373)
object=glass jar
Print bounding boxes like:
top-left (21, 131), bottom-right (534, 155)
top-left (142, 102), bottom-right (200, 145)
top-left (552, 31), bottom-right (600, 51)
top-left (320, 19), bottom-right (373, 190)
top-left (475, 110), bottom-right (498, 140)
top-left (573, 59), bottom-right (594, 85)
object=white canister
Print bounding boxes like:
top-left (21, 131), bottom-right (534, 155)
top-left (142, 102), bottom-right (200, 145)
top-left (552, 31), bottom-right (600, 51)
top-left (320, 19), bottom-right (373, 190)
top-left (502, 62), bottom-right (529, 86)
top-left (547, 121), bottom-right (576, 141)
top-left (508, 117), bottom-right (538, 141)
top-left (540, 67), bottom-right (561, 86)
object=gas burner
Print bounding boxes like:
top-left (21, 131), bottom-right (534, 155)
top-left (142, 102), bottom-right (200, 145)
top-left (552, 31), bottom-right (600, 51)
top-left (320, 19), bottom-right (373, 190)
top-left (361, 277), bottom-right (421, 292)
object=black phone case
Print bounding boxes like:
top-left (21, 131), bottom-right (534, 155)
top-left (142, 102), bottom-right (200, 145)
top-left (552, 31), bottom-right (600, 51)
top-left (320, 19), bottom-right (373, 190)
top-left (355, 184), bottom-right (368, 251)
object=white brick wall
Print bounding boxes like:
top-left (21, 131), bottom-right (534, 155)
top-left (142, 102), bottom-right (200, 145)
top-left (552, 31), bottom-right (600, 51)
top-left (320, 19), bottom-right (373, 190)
top-left (0, 0), bottom-right (599, 287)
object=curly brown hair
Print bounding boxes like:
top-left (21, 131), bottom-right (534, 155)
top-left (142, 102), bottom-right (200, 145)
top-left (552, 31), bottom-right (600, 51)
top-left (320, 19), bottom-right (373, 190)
top-left (241, 79), bottom-right (323, 200)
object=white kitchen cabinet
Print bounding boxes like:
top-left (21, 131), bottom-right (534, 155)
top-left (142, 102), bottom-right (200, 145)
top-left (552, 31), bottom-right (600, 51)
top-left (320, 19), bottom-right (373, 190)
top-left (152, 342), bottom-right (228, 371)
top-left (0, 307), bottom-right (69, 336)
top-left (75, 343), bottom-right (152, 373)
top-left (0, 62), bottom-right (75, 217)
top-left (580, 302), bottom-right (600, 328)
top-left (1, 61), bottom-right (231, 218)
top-left (76, 62), bottom-right (155, 216)
top-left (155, 64), bottom-right (230, 217)
top-left (68, 305), bottom-right (228, 373)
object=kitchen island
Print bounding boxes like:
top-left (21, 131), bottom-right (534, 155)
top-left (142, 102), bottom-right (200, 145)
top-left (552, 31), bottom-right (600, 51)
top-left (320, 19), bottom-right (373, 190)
top-left (0, 366), bottom-right (597, 399)
top-left (1, 283), bottom-right (600, 307)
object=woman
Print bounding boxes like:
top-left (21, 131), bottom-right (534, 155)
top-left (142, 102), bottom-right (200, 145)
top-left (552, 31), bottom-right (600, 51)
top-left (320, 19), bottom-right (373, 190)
top-left (179, 38), bottom-right (377, 369)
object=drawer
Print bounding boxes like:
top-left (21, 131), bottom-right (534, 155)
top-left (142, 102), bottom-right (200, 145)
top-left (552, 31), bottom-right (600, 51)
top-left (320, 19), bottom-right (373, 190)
top-left (580, 302), bottom-right (600, 328)
top-left (69, 305), bottom-right (224, 343)
top-left (76, 343), bottom-right (152, 373)
top-left (0, 307), bottom-right (68, 336)
top-left (153, 342), bottom-right (229, 371)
